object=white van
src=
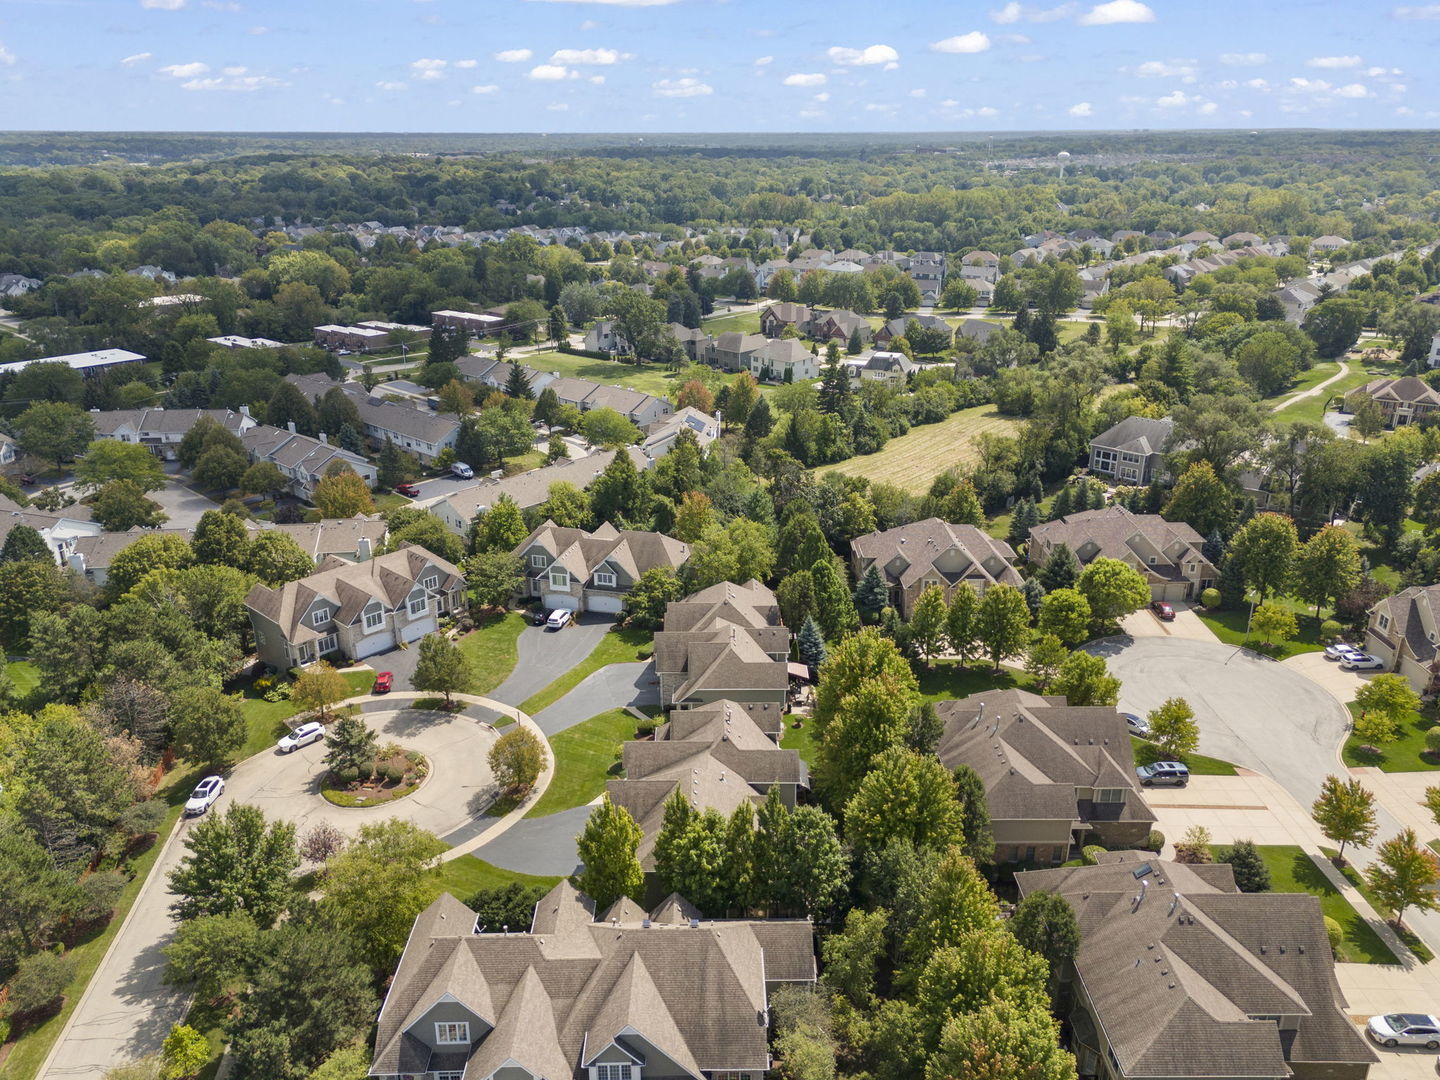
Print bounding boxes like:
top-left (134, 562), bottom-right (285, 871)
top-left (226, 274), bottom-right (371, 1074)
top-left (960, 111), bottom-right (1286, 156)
top-left (450, 462), bottom-right (474, 480)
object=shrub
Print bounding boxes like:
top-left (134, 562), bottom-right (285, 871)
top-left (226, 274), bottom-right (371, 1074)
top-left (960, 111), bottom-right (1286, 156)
top-left (334, 766), bottom-right (359, 785)
top-left (1142, 830), bottom-right (1166, 852)
top-left (117, 799), bottom-right (168, 838)
top-left (1425, 729), bottom-right (1440, 757)
top-left (382, 763), bottom-right (405, 784)
top-left (7, 950), bottom-right (77, 1016)
top-left (1323, 915), bottom-right (1344, 956)
top-left (0, 1017), bottom-right (10, 1043)
top-left (76, 870), bottom-right (128, 922)
top-left (1320, 619), bottom-right (1342, 642)
top-left (1082, 845), bottom-right (1105, 865)
top-left (1199, 587), bottom-right (1220, 608)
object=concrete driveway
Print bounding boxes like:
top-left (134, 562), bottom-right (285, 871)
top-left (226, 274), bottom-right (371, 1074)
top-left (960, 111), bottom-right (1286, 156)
top-left (489, 613), bottom-right (614, 708)
top-left (531, 660), bottom-right (659, 735)
top-left (1088, 635), bottom-right (1352, 805)
top-left (1283, 650), bottom-right (1375, 707)
top-left (1120, 601), bottom-right (1218, 643)
top-left (148, 476), bottom-right (220, 529)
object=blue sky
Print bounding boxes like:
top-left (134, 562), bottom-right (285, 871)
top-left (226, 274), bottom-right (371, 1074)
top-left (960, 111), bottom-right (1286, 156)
top-left (0, 0), bottom-right (1436, 132)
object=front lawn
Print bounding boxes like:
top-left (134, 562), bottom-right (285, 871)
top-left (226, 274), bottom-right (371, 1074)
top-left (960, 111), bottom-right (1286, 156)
top-left (525, 707), bottom-right (640, 818)
top-left (233, 669), bottom-right (375, 761)
top-left (1342, 701), bottom-right (1438, 772)
top-left (1240, 845), bottom-right (1400, 964)
top-left (519, 627), bottom-right (654, 716)
top-left (1323, 847), bottom-right (1435, 962)
top-left (780, 714), bottom-right (820, 768)
top-left (1131, 736), bottom-right (1239, 776)
top-left (523, 349), bottom-right (680, 398)
top-left (915, 660), bottom-right (1037, 704)
top-left (458, 612), bottom-right (527, 696)
top-left (1193, 604), bottom-right (1327, 661)
top-left (700, 310), bottom-right (763, 336)
top-left (436, 855), bottom-right (563, 898)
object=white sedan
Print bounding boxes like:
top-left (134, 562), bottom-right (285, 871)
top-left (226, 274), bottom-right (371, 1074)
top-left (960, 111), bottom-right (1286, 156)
top-left (277, 720), bottom-right (325, 753)
top-left (1340, 653), bottom-right (1386, 671)
top-left (184, 775), bottom-right (225, 816)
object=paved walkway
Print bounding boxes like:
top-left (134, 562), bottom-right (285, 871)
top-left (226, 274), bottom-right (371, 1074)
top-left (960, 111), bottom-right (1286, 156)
top-left (38, 691), bottom-right (551, 1080)
top-left (1271, 360), bottom-right (1351, 413)
top-left (1119, 600), bottom-right (1216, 642)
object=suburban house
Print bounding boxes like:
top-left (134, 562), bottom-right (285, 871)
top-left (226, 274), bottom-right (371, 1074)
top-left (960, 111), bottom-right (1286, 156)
top-left (874, 314), bottom-right (953, 348)
top-left (936, 688), bottom-right (1157, 864)
top-left (752, 338), bottom-right (818, 383)
top-left (1352, 376), bottom-right (1440, 428)
top-left (367, 883), bottom-right (816, 1080)
top-left (245, 544), bottom-right (466, 669)
top-left (608, 699), bottom-right (808, 870)
top-left (1016, 853), bottom-right (1375, 1080)
top-left (454, 357), bottom-right (556, 396)
top-left (855, 351), bottom-right (917, 387)
top-left (543, 376), bottom-right (674, 428)
top-left (1028, 506), bottom-right (1216, 603)
top-left (1427, 332), bottom-right (1440, 369)
top-left (1311, 234), bottom-right (1351, 253)
top-left (956, 318), bottom-right (1001, 345)
top-left (0, 493), bottom-right (102, 567)
top-left (849, 518), bottom-right (1022, 618)
top-left (810, 309), bottom-right (872, 346)
top-left (515, 521), bottom-right (689, 615)
top-left (0, 348), bottom-right (146, 379)
top-left (642, 407), bottom-right (721, 458)
top-left (240, 424), bottom-right (377, 502)
top-left (759, 302), bottom-right (812, 337)
top-left (1364, 584), bottom-right (1440, 693)
top-left (959, 250), bottom-right (1001, 282)
top-left (428, 449), bottom-right (651, 537)
top-left (1088, 416), bottom-right (1173, 485)
top-left (667, 323), bottom-right (710, 363)
top-left (89, 407), bottom-right (259, 460)
top-left (705, 331), bottom-right (767, 373)
top-left (582, 319), bottom-right (631, 354)
top-left (653, 580), bottom-right (791, 713)
top-left (1273, 280), bottom-right (1323, 323)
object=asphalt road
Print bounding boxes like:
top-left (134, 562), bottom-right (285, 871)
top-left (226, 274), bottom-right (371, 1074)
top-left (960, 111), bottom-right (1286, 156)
top-left (530, 660), bottom-right (659, 735)
top-left (464, 805), bottom-right (590, 878)
top-left (489, 614), bottom-right (614, 708)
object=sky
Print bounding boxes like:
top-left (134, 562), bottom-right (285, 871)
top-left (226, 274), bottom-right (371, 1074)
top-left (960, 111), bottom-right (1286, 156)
top-left (0, 0), bottom-right (1436, 132)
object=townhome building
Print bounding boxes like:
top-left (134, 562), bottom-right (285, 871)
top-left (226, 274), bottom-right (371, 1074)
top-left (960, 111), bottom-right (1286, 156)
top-left (653, 580), bottom-right (791, 714)
top-left (431, 309), bottom-right (505, 336)
top-left (1365, 584), bottom-right (1440, 694)
top-left (89, 407), bottom-right (259, 461)
top-left (850, 518), bottom-right (1021, 618)
top-left (241, 423), bottom-right (377, 502)
top-left (1352, 376), bottom-right (1440, 428)
top-left (542, 377), bottom-right (674, 428)
top-left (245, 544), bottom-right (465, 669)
top-left (312, 324), bottom-right (390, 352)
top-left (1088, 416), bottom-right (1173, 485)
top-left (1027, 505), bottom-right (1216, 603)
top-left (515, 521), bottom-right (688, 615)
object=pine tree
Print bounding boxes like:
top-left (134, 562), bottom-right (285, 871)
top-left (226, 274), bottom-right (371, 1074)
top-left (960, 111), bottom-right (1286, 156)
top-left (1006, 497), bottom-right (1039, 547)
top-left (811, 559), bottom-right (860, 641)
top-left (505, 362), bottom-right (534, 400)
top-left (853, 564), bottom-right (890, 623)
top-left (1048, 482), bottom-right (1073, 521)
top-left (1220, 840), bottom-right (1271, 893)
top-left (1037, 543), bottom-right (1079, 591)
top-left (1012, 305), bottom-right (1032, 336)
top-left (1021, 576), bottom-right (1045, 618)
top-left (548, 305), bottom-right (567, 347)
top-left (819, 352), bottom-right (852, 416)
top-left (1202, 528), bottom-right (1226, 567)
top-left (797, 616), bottom-right (826, 672)
top-left (846, 327), bottom-right (864, 355)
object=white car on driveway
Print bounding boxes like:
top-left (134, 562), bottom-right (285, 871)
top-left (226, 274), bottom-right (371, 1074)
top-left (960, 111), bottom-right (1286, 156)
top-left (545, 609), bottom-right (573, 630)
top-left (1366, 1013), bottom-right (1440, 1049)
top-left (278, 720), bottom-right (325, 753)
top-left (1340, 652), bottom-right (1386, 671)
top-left (184, 775), bottom-right (225, 815)
top-left (1324, 643), bottom-right (1366, 663)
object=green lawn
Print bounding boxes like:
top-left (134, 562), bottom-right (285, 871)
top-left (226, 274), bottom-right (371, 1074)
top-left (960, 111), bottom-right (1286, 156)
top-left (1272, 355), bottom-right (1396, 425)
top-left (524, 349), bottom-right (679, 398)
top-left (780, 714), bottom-right (820, 768)
top-left (1260, 361), bottom-right (1343, 410)
top-left (1194, 604), bottom-right (1327, 661)
top-left (7, 658), bottom-right (39, 701)
top-left (701, 311), bottom-right (762, 336)
top-left (458, 612), bottom-right (527, 696)
top-left (525, 707), bottom-right (640, 818)
top-left (1239, 846), bottom-right (1400, 964)
top-left (519, 627), bottom-right (653, 716)
top-left (0, 804), bottom-right (185, 1080)
top-left (916, 660), bottom-right (1037, 704)
top-left (814, 404), bottom-right (1024, 495)
top-left (1323, 847), bottom-right (1435, 962)
top-left (436, 855), bottom-right (564, 899)
top-left (234, 669), bottom-right (375, 761)
top-left (370, 491), bottom-right (410, 513)
top-left (1131, 736), bottom-right (1239, 776)
top-left (1343, 701), bottom-right (1438, 771)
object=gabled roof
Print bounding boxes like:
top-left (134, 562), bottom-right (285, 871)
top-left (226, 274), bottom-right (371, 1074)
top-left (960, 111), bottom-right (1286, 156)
top-left (1090, 415), bottom-right (1174, 456)
top-left (1364, 376), bottom-right (1440, 408)
top-left (1368, 583), bottom-right (1440, 666)
top-left (515, 522), bottom-right (689, 583)
top-left (850, 517), bottom-right (1021, 591)
top-left (1028, 505), bottom-right (1213, 580)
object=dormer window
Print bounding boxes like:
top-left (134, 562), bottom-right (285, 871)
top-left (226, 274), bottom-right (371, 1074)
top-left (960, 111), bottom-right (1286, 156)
top-left (1147, 556), bottom-right (1157, 565)
top-left (1379, 614), bottom-right (1391, 630)
top-left (435, 1021), bottom-right (470, 1045)
top-left (311, 608), bottom-right (329, 627)
top-left (594, 570), bottom-right (617, 588)
top-left (407, 589), bottom-right (428, 617)
top-left (595, 1067), bottom-right (633, 1080)
top-left (530, 552), bottom-right (548, 568)
top-left (550, 568), bottom-right (570, 588)
top-left (421, 574), bottom-right (439, 591)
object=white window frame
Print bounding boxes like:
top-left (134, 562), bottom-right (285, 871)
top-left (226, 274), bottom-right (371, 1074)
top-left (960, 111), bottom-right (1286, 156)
top-left (317, 633), bottom-right (338, 655)
top-left (422, 574), bottom-right (439, 591)
top-left (594, 570), bottom-right (617, 588)
top-left (437, 1073), bottom-right (465, 1080)
top-left (549, 568), bottom-right (570, 588)
top-left (434, 1021), bottom-right (470, 1045)
top-left (363, 605), bottom-right (384, 631)
top-left (311, 608), bottom-right (328, 627)
top-left (530, 552), bottom-right (548, 568)
top-left (1379, 614), bottom-right (1391, 630)
top-left (407, 590), bottom-right (428, 617)
top-left (595, 1066), bottom-right (633, 1080)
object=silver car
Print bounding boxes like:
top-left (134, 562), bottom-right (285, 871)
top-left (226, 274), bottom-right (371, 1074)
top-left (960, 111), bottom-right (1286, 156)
top-left (1340, 653), bottom-right (1386, 671)
top-left (1367, 1014), bottom-right (1440, 1049)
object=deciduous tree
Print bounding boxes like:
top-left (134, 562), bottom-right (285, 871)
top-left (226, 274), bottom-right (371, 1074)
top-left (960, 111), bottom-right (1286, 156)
top-left (412, 632), bottom-right (477, 706)
top-left (489, 726), bottom-right (546, 793)
top-left (1294, 525), bottom-right (1362, 619)
top-left (170, 686), bottom-right (247, 767)
top-left (1353, 673), bottom-right (1421, 744)
top-left (1050, 651), bottom-right (1121, 707)
top-left (1366, 828), bottom-right (1440, 929)
top-left (313, 470), bottom-right (375, 518)
top-left (292, 661), bottom-right (350, 720)
top-left (1312, 775), bottom-right (1378, 859)
top-left (1076, 557), bottom-right (1150, 627)
top-left (1146, 696), bottom-right (1199, 758)
top-left (168, 804), bottom-right (298, 928)
top-left (973, 583), bottom-right (1030, 672)
top-left (576, 794), bottom-right (644, 909)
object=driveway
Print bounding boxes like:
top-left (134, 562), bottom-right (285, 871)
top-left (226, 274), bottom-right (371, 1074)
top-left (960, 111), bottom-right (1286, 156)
top-left (1283, 650), bottom-right (1376, 707)
top-left (489, 614), bottom-right (614, 708)
top-left (362, 643), bottom-right (420, 691)
top-left (530, 660), bottom-right (658, 735)
top-left (149, 476), bottom-right (220, 529)
top-left (1119, 601), bottom-right (1218, 643)
top-left (466, 804), bottom-right (590, 877)
top-left (1088, 635), bottom-right (1352, 805)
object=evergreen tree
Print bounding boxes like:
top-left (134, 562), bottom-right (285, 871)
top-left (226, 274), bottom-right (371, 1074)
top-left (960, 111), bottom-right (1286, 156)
top-left (951, 764), bottom-right (994, 862)
top-left (533, 386), bottom-right (562, 428)
top-left (847, 327), bottom-right (864, 355)
top-left (1048, 482), bottom-right (1073, 521)
top-left (1220, 840), bottom-right (1271, 892)
top-left (1021, 576), bottom-right (1045, 619)
top-left (1202, 528), bottom-right (1226, 568)
top-left (811, 558), bottom-right (860, 641)
top-left (797, 616), bottom-right (827, 672)
top-left (819, 352), bottom-right (853, 416)
top-left (377, 438), bottom-right (410, 489)
top-left (505, 362), bottom-right (534, 400)
top-left (853, 563), bottom-right (890, 623)
top-left (1037, 543), bottom-right (1079, 591)
top-left (0, 524), bottom-right (52, 565)
top-left (548, 305), bottom-right (567, 346)
top-left (1012, 305), bottom-right (1032, 336)
top-left (1006, 497), bottom-right (1039, 547)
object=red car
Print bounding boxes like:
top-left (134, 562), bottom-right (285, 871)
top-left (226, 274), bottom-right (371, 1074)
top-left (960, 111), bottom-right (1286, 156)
top-left (394, 483), bottom-right (421, 498)
top-left (373, 671), bottom-right (393, 693)
top-left (1151, 601), bottom-right (1175, 621)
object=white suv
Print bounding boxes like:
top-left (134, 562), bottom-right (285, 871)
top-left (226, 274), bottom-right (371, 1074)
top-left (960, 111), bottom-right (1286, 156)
top-left (278, 721), bottom-right (325, 753)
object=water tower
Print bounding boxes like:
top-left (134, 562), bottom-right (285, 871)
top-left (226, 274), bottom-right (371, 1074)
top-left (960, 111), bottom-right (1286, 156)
top-left (1057, 150), bottom-right (1071, 179)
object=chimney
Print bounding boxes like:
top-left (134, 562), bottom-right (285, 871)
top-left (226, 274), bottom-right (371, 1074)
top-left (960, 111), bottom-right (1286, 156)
top-left (318, 432), bottom-right (328, 445)
top-left (356, 536), bottom-right (372, 562)
top-left (240, 404), bottom-right (252, 418)
top-left (287, 420), bottom-right (297, 434)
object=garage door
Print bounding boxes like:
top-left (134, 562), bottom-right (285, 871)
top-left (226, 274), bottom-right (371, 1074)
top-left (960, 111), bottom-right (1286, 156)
top-left (401, 617), bottom-right (436, 643)
top-left (352, 630), bottom-right (393, 660)
top-left (1156, 582), bottom-right (1188, 602)
top-left (542, 593), bottom-right (580, 611)
top-left (588, 594), bottom-right (625, 614)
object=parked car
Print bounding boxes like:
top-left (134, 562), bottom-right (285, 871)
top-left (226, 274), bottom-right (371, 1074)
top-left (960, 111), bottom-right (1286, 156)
top-left (1367, 1014), bottom-right (1440, 1049)
top-left (1123, 712), bottom-right (1151, 737)
top-left (277, 720), bottom-right (324, 753)
top-left (1136, 761), bottom-right (1189, 787)
top-left (184, 775), bottom-right (225, 815)
top-left (1325, 642), bottom-right (1366, 662)
top-left (373, 671), bottom-right (393, 693)
top-left (450, 462), bottom-right (474, 479)
top-left (545, 609), bottom-right (573, 630)
top-left (1340, 652), bottom-right (1386, 671)
top-left (1151, 600), bottom-right (1175, 621)
top-left (394, 482), bottom-right (421, 498)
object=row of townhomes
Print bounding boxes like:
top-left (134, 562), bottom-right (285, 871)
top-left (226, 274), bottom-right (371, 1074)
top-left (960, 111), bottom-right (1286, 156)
top-left (514, 522), bottom-right (690, 615)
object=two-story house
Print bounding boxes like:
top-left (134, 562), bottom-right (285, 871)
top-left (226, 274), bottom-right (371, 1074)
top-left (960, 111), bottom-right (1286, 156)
top-left (582, 319), bottom-right (631, 355)
top-left (849, 518), bottom-right (1022, 618)
top-left (705, 331), bottom-right (767, 373)
top-left (240, 424), bottom-right (377, 503)
top-left (1352, 376), bottom-right (1440, 428)
top-left (751, 338), bottom-right (818, 383)
top-left (936, 688), bottom-right (1157, 863)
top-left (809, 309), bottom-right (872, 346)
top-left (1088, 415), bottom-right (1173, 485)
top-left (855, 351), bottom-right (917, 387)
top-left (758, 302), bottom-right (812, 338)
top-left (873, 314), bottom-right (953, 349)
top-left (1364, 584), bottom-right (1440, 694)
top-left (90, 407), bottom-right (259, 461)
top-left (543, 377), bottom-right (674, 428)
top-left (653, 580), bottom-right (791, 713)
top-left (245, 544), bottom-right (465, 669)
top-left (1027, 505), bottom-right (1216, 603)
top-left (515, 522), bottom-right (688, 615)
top-left (368, 883), bottom-right (817, 1080)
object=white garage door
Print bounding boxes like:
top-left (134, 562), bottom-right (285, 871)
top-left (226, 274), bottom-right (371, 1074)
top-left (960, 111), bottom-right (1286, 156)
top-left (588, 594), bottom-right (625, 614)
top-left (401, 616), bottom-right (436, 643)
top-left (542, 593), bottom-right (580, 612)
top-left (352, 630), bottom-right (393, 660)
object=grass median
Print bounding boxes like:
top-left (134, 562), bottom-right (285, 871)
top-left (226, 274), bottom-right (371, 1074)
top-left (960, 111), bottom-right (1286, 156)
top-left (457, 612), bottom-right (527, 696)
top-left (525, 707), bottom-right (642, 818)
top-left (519, 627), bottom-right (653, 717)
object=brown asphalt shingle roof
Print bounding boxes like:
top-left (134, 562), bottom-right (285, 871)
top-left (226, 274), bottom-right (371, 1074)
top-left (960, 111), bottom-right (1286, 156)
top-left (1028, 505), bottom-right (1214, 582)
top-left (850, 517), bottom-right (1021, 592)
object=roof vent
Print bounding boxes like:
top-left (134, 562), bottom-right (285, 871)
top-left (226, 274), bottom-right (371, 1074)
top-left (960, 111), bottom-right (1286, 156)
top-left (1259, 945), bottom-right (1266, 954)
top-left (689, 918), bottom-right (700, 928)
top-left (642, 918), bottom-right (652, 929)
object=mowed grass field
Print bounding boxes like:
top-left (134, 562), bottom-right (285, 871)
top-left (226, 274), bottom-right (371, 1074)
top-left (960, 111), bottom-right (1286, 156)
top-left (814, 404), bottom-right (1022, 493)
top-left (524, 350), bottom-right (679, 398)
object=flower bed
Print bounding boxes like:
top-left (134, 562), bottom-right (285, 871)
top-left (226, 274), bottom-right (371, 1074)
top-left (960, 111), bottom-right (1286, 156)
top-left (322, 745), bottom-right (428, 807)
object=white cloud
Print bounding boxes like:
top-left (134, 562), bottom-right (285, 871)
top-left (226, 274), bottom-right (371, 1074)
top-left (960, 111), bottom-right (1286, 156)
top-left (976, 105), bottom-right (998, 116)
top-left (471, 83), bottom-right (499, 94)
top-left (546, 102), bottom-right (569, 111)
top-left (550, 47), bottom-right (628, 64)
top-left (375, 80), bottom-right (408, 91)
top-left (1307, 55), bottom-right (1361, 68)
top-left (827, 44), bottom-right (899, 66)
top-left (1246, 77), bottom-right (1269, 89)
top-left (930, 31), bottom-right (991, 54)
top-left (864, 103), bottom-right (896, 112)
top-left (0, 41), bottom-right (13, 66)
top-left (140, 0), bottom-right (186, 8)
top-left (527, 0), bottom-right (677, 6)
top-left (1394, 4), bottom-right (1440, 17)
top-left (1134, 59), bottom-right (1195, 78)
top-left (783, 72), bottom-right (826, 86)
top-left (121, 52), bottom-right (153, 65)
top-left (160, 61), bottom-right (209, 77)
top-left (991, 1), bottom-right (1022, 20)
top-left (1078, 0), bottom-right (1155, 25)
top-left (455, 59), bottom-right (478, 68)
top-left (1364, 65), bottom-right (1403, 76)
top-left (990, 2), bottom-right (1074, 22)
top-left (909, 88), bottom-right (927, 97)
top-left (1335, 82), bottom-right (1370, 97)
top-left (580, 19), bottom-right (597, 28)
top-left (529, 64), bottom-right (574, 80)
top-left (221, 65), bottom-right (247, 75)
top-left (495, 48), bottom-right (533, 62)
top-left (1156, 89), bottom-right (1190, 107)
top-left (1219, 51), bottom-right (1266, 65)
top-left (997, 33), bottom-right (1032, 43)
top-left (248, 25), bottom-right (268, 33)
top-left (814, 91), bottom-right (830, 102)
top-left (182, 73), bottom-right (286, 91)
top-left (754, 55), bottom-right (774, 65)
top-left (411, 58), bottom-right (447, 79)
top-left (589, 74), bottom-right (605, 84)
top-left (652, 76), bottom-right (711, 97)
top-left (1289, 77), bottom-right (1329, 91)
top-left (1068, 101), bottom-right (1092, 116)
top-left (1198, 101), bottom-right (1217, 114)
top-left (940, 98), bottom-right (958, 107)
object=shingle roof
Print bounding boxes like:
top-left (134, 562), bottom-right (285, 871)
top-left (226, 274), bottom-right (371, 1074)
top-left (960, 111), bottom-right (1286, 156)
top-left (1364, 376), bottom-right (1440, 408)
top-left (516, 522), bottom-right (689, 585)
top-left (432, 448), bottom-right (650, 520)
top-left (850, 518), bottom-right (1021, 591)
top-left (653, 581), bottom-right (791, 708)
top-left (1369, 584), bottom-right (1440, 666)
top-left (1028, 506), bottom-right (1214, 582)
top-left (1091, 415), bottom-right (1174, 456)
top-left (89, 407), bottom-right (253, 438)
